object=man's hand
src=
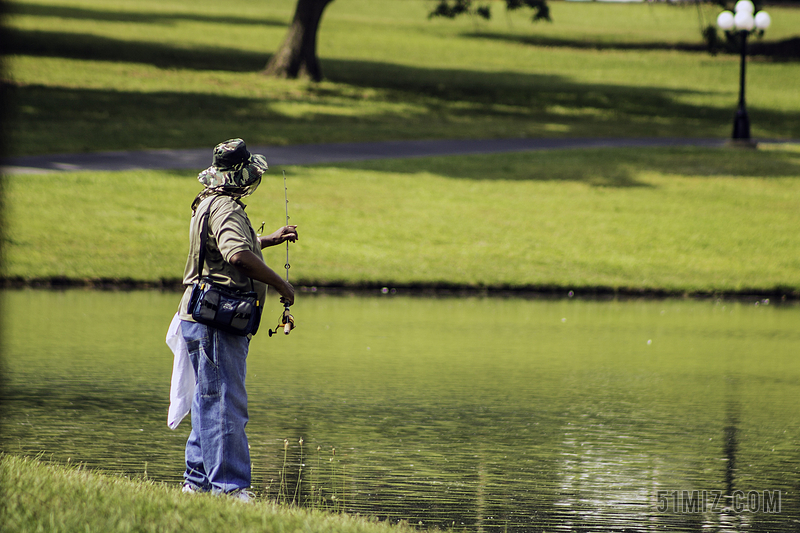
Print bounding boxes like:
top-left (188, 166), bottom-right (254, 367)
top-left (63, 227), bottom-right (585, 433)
top-left (260, 225), bottom-right (298, 248)
top-left (278, 282), bottom-right (295, 307)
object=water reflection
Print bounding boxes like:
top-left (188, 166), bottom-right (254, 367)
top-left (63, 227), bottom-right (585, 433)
top-left (1, 289), bottom-right (798, 531)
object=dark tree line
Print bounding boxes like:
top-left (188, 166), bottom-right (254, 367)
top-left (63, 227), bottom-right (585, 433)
top-left (428, 0), bottom-right (551, 23)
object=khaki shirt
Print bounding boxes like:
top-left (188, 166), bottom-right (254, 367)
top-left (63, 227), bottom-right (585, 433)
top-left (177, 195), bottom-right (267, 321)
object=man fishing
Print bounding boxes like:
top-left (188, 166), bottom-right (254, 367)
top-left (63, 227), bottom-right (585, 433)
top-left (167, 139), bottom-right (297, 502)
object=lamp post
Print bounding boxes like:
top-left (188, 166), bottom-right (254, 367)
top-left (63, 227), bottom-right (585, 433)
top-left (717, 1), bottom-right (771, 145)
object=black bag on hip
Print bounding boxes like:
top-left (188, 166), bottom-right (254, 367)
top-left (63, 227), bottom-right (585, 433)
top-left (189, 278), bottom-right (261, 337)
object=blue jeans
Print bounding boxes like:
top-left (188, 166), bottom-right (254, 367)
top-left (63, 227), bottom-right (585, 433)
top-left (181, 320), bottom-right (251, 493)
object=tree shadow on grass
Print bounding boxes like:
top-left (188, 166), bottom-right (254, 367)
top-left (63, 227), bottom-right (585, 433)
top-left (464, 31), bottom-right (800, 61)
top-left (4, 76), bottom-right (738, 158)
top-left (7, 1), bottom-right (288, 28)
top-left (5, 26), bottom-right (800, 155)
top-left (5, 83), bottom-right (282, 153)
top-left (321, 57), bottom-right (799, 139)
top-left (323, 146), bottom-right (800, 187)
top-left (5, 24), bottom-right (792, 131)
top-left (325, 57), bottom-right (720, 121)
top-left (4, 28), bottom-right (269, 72)
top-left (465, 31), bottom-right (707, 53)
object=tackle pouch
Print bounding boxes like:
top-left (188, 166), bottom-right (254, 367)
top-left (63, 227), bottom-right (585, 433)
top-left (189, 278), bottom-right (261, 337)
top-left (187, 196), bottom-right (262, 337)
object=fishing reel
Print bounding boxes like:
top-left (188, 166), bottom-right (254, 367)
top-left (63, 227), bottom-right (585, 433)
top-left (268, 307), bottom-right (295, 337)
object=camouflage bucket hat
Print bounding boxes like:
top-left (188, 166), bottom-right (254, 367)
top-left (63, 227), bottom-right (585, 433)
top-left (197, 139), bottom-right (269, 194)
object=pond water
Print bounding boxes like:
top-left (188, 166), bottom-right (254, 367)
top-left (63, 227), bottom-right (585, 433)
top-left (1, 289), bottom-right (798, 532)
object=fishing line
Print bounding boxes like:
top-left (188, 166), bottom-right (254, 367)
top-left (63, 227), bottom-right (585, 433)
top-left (269, 170), bottom-right (295, 337)
top-left (283, 170), bottom-right (290, 283)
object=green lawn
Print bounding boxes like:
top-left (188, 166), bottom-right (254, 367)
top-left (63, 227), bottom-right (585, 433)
top-left (4, 145), bottom-right (799, 295)
top-left (1, 454), bottom-right (416, 533)
top-left (3, 0), bottom-right (799, 156)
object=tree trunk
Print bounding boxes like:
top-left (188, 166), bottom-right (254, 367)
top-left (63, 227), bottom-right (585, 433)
top-left (264, 0), bottom-right (334, 82)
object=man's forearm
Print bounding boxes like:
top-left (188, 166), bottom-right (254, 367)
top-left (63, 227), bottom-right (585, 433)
top-left (229, 250), bottom-right (293, 303)
top-left (258, 235), bottom-right (278, 249)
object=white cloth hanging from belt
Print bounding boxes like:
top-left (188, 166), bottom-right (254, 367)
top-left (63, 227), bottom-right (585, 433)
top-left (166, 313), bottom-right (194, 430)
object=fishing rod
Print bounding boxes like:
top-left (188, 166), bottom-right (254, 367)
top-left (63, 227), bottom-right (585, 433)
top-left (269, 170), bottom-right (295, 337)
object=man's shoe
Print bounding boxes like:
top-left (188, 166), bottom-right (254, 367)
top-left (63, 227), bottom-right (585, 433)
top-left (182, 483), bottom-right (204, 494)
top-left (228, 489), bottom-right (255, 503)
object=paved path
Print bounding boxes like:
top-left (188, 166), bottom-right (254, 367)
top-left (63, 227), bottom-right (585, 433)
top-left (0, 137), bottom-right (737, 174)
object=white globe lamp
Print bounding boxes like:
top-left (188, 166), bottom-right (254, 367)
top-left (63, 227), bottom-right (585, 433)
top-left (734, 10), bottom-right (755, 31)
top-left (735, 0), bottom-right (755, 14)
top-left (755, 11), bottom-right (771, 31)
top-left (717, 11), bottom-right (735, 31)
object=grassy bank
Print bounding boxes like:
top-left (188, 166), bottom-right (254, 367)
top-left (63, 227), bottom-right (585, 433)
top-left (0, 454), bottom-right (417, 533)
top-left (3, 146), bottom-right (799, 296)
top-left (3, 0), bottom-right (800, 156)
